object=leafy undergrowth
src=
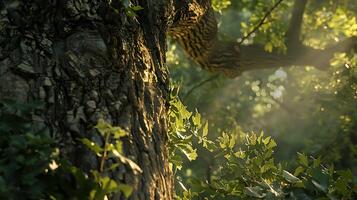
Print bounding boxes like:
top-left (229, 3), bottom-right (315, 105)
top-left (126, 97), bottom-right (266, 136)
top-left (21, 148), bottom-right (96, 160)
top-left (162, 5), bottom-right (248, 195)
top-left (0, 94), bottom-right (355, 199)
top-left (168, 91), bottom-right (356, 200)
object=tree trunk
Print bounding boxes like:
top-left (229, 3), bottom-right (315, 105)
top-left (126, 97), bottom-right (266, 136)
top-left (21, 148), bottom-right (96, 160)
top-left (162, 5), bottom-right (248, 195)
top-left (0, 0), bottom-right (173, 199)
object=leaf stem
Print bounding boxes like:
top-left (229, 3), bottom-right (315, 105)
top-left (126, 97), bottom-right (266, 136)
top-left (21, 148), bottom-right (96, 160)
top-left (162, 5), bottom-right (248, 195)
top-left (100, 131), bottom-right (111, 172)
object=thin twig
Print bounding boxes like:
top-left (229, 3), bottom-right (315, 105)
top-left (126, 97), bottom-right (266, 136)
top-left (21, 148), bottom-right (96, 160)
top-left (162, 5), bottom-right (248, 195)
top-left (183, 74), bottom-right (220, 101)
top-left (100, 131), bottom-right (110, 172)
top-left (239, 0), bottom-right (285, 44)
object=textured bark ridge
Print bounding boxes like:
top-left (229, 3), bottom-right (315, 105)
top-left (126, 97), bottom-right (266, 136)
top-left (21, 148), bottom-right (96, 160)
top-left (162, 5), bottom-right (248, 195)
top-left (0, 0), bottom-right (174, 199)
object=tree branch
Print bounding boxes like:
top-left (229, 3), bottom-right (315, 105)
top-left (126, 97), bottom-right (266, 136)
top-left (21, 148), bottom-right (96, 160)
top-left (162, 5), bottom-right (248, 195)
top-left (238, 37), bottom-right (357, 73)
top-left (183, 74), bottom-right (220, 101)
top-left (239, 0), bottom-right (285, 44)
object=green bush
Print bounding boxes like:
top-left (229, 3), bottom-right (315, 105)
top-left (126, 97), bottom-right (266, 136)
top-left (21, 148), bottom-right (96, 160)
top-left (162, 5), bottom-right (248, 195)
top-left (0, 100), bottom-right (134, 199)
top-left (168, 95), bottom-right (356, 200)
top-left (0, 99), bottom-right (56, 199)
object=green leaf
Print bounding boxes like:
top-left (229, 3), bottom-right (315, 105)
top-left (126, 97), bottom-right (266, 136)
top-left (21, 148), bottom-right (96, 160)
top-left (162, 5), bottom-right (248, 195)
top-left (294, 166), bottom-right (305, 176)
top-left (79, 138), bottom-right (103, 156)
top-left (112, 152), bottom-right (143, 174)
top-left (283, 170), bottom-right (301, 183)
top-left (169, 154), bottom-right (184, 170)
top-left (266, 139), bottom-right (277, 149)
top-left (338, 169), bottom-right (353, 181)
top-left (228, 133), bottom-right (236, 149)
top-left (112, 127), bottom-right (128, 139)
top-left (178, 103), bottom-right (192, 120)
top-left (311, 180), bottom-right (327, 193)
top-left (312, 157), bottom-right (321, 168)
top-left (218, 132), bottom-right (230, 148)
top-left (202, 121), bottom-right (208, 137)
top-left (100, 176), bottom-right (119, 193)
top-left (118, 184), bottom-right (133, 198)
top-left (264, 42), bottom-right (273, 52)
top-left (297, 153), bottom-right (309, 167)
top-left (312, 168), bottom-right (329, 191)
top-left (192, 111), bottom-right (201, 127)
top-left (234, 150), bottom-right (246, 159)
top-left (106, 163), bottom-right (120, 172)
top-left (178, 145), bottom-right (197, 161)
top-left (130, 5), bottom-right (143, 11)
top-left (244, 186), bottom-right (265, 198)
top-left (95, 119), bottom-right (111, 136)
top-left (114, 141), bottom-right (123, 154)
top-left (263, 136), bottom-right (271, 145)
top-left (211, 0), bottom-right (232, 11)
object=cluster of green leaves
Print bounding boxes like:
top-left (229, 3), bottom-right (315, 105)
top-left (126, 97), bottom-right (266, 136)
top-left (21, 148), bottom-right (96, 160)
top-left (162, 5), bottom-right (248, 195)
top-left (211, 0), bottom-right (231, 13)
top-left (79, 119), bottom-right (140, 199)
top-left (167, 85), bottom-right (356, 199)
top-left (0, 100), bottom-right (135, 199)
top-left (110, 0), bottom-right (143, 17)
top-left (168, 86), bottom-right (206, 170)
top-left (185, 130), bottom-right (355, 199)
top-left (238, 0), bottom-right (290, 52)
top-left (303, 3), bottom-right (357, 48)
top-left (0, 100), bottom-right (57, 199)
top-left (168, 85), bottom-right (215, 199)
top-left (168, 108), bottom-right (356, 199)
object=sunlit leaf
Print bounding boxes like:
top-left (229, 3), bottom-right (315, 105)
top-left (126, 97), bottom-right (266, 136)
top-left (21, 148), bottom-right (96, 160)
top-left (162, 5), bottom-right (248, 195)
top-left (244, 186), bottom-right (265, 198)
top-left (294, 166), bottom-right (305, 176)
top-left (297, 153), bottom-right (309, 167)
top-left (111, 127), bottom-right (128, 139)
top-left (79, 138), bottom-right (103, 156)
top-left (118, 184), bottom-right (133, 198)
top-left (112, 151), bottom-right (143, 174)
top-left (283, 170), bottom-right (301, 183)
top-left (95, 119), bottom-right (111, 136)
top-left (192, 111), bottom-right (201, 127)
top-left (202, 121), bottom-right (208, 138)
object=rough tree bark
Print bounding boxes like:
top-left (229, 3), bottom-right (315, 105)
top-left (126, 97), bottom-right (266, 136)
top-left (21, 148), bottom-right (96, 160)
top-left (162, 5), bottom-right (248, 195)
top-left (0, 0), bottom-right (175, 199)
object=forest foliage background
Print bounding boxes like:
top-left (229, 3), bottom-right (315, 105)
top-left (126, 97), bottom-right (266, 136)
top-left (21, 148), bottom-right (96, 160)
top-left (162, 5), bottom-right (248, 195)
top-left (167, 0), bottom-right (357, 199)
